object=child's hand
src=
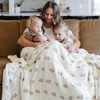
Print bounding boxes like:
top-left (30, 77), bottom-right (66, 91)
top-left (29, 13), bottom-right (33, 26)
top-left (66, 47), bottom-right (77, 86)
top-left (47, 38), bottom-right (54, 42)
top-left (65, 44), bottom-right (76, 53)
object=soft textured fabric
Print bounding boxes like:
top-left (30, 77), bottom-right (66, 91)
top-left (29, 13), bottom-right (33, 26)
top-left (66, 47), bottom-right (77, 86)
top-left (60, 36), bottom-right (74, 47)
top-left (63, 20), bottom-right (80, 39)
top-left (2, 41), bottom-right (100, 100)
top-left (24, 28), bottom-right (36, 41)
top-left (43, 26), bottom-right (55, 39)
top-left (19, 19), bottom-right (27, 36)
top-left (19, 19), bottom-right (27, 52)
top-left (0, 57), bottom-right (10, 84)
top-left (1, 19), bottom-right (100, 100)
top-left (0, 20), bottom-right (19, 56)
top-left (80, 19), bottom-right (100, 54)
top-left (24, 28), bottom-right (44, 42)
top-left (0, 85), bottom-right (2, 100)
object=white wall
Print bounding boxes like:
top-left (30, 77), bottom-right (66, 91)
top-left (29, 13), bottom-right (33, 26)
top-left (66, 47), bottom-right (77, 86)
top-left (15, 0), bottom-right (54, 11)
top-left (1, 0), bottom-right (92, 14)
top-left (59, 0), bottom-right (91, 14)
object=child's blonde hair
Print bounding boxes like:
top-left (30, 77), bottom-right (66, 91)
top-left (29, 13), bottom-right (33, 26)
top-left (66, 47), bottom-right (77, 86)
top-left (53, 22), bottom-right (68, 33)
top-left (26, 15), bottom-right (42, 28)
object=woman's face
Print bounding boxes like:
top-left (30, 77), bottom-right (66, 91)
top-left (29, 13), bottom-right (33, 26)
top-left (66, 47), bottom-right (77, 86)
top-left (44, 7), bottom-right (54, 24)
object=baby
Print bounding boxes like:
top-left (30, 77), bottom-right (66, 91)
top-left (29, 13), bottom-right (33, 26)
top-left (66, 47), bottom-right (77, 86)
top-left (25, 15), bottom-right (47, 42)
top-left (53, 22), bottom-right (79, 53)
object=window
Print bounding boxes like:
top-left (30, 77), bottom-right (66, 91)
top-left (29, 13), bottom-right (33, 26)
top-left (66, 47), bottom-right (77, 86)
top-left (93, 0), bottom-right (100, 14)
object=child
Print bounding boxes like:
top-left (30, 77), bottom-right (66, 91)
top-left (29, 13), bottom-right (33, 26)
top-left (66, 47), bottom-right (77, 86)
top-left (53, 22), bottom-right (79, 53)
top-left (25, 15), bottom-right (47, 42)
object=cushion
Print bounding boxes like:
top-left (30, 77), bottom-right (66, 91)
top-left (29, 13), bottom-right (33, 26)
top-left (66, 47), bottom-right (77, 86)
top-left (0, 57), bottom-right (11, 84)
top-left (0, 57), bottom-right (10, 69)
top-left (0, 85), bottom-right (2, 99)
top-left (63, 20), bottom-right (80, 39)
top-left (0, 20), bottom-right (20, 56)
top-left (19, 19), bottom-right (27, 36)
top-left (19, 19), bottom-right (27, 51)
top-left (80, 19), bottom-right (100, 54)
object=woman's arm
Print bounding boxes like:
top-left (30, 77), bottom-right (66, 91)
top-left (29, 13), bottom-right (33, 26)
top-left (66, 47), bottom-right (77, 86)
top-left (17, 32), bottom-right (44, 47)
top-left (66, 34), bottom-right (81, 53)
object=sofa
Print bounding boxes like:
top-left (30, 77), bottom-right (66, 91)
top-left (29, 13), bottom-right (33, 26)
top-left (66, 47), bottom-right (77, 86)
top-left (0, 19), bottom-right (100, 99)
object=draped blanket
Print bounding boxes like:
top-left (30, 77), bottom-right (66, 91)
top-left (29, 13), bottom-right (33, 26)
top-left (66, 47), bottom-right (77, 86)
top-left (2, 41), bottom-right (100, 100)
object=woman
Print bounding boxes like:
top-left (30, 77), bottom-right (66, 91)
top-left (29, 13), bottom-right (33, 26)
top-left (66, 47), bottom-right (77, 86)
top-left (17, 1), bottom-right (80, 53)
top-left (3, 2), bottom-right (99, 100)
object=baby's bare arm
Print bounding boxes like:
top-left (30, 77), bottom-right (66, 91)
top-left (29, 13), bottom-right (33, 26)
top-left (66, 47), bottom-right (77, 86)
top-left (33, 35), bottom-right (47, 42)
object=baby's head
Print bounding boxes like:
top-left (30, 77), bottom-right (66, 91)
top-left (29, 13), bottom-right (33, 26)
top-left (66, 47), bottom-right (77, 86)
top-left (53, 22), bottom-right (68, 42)
top-left (26, 15), bottom-right (43, 33)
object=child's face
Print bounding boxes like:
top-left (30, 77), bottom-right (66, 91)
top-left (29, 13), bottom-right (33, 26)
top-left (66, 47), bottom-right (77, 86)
top-left (54, 28), bottom-right (67, 42)
top-left (29, 19), bottom-right (42, 33)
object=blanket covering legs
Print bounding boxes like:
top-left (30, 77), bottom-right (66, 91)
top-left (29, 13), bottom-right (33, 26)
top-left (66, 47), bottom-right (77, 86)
top-left (1, 41), bottom-right (100, 100)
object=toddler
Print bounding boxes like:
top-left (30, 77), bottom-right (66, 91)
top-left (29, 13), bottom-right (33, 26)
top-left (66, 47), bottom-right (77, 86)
top-left (25, 15), bottom-right (47, 42)
top-left (53, 22), bottom-right (79, 53)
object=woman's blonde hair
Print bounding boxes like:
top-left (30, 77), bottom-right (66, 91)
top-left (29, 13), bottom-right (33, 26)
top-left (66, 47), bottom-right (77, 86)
top-left (53, 22), bottom-right (69, 33)
top-left (26, 15), bottom-right (42, 28)
top-left (40, 1), bottom-right (62, 26)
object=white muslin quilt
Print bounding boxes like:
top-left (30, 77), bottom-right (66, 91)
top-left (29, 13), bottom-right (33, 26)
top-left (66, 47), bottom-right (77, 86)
top-left (1, 41), bottom-right (100, 100)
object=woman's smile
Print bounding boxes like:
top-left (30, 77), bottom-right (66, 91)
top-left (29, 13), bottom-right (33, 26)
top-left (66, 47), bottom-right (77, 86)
top-left (44, 7), bottom-right (54, 23)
